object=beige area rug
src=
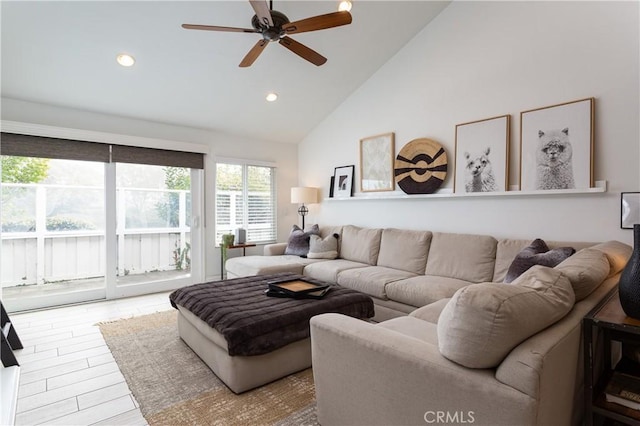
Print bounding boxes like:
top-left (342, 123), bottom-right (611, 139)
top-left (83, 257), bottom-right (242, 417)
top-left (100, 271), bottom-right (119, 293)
top-left (98, 310), bottom-right (318, 426)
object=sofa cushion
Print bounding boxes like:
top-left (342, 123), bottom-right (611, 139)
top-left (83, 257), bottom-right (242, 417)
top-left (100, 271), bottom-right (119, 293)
top-left (337, 266), bottom-right (416, 300)
top-left (409, 299), bottom-right (451, 324)
top-left (378, 316), bottom-right (439, 346)
top-left (385, 275), bottom-right (471, 308)
top-left (589, 240), bottom-right (633, 277)
top-left (303, 259), bottom-right (368, 284)
top-left (437, 266), bottom-right (575, 369)
top-left (284, 224), bottom-right (320, 256)
top-left (425, 232), bottom-right (497, 282)
top-left (504, 239), bottom-right (575, 283)
top-left (307, 234), bottom-right (339, 259)
top-left (340, 225), bottom-right (382, 265)
top-left (225, 255), bottom-right (322, 277)
top-left (493, 239), bottom-right (531, 282)
top-left (555, 248), bottom-right (610, 301)
top-left (376, 228), bottom-right (432, 275)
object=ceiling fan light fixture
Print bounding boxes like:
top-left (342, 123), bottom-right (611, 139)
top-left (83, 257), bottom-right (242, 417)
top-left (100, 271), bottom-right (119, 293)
top-left (338, 0), bottom-right (352, 12)
top-left (266, 93), bottom-right (278, 102)
top-left (116, 53), bottom-right (135, 67)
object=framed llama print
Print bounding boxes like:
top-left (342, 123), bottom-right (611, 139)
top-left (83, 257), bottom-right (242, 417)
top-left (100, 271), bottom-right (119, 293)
top-left (454, 115), bottom-right (510, 194)
top-left (520, 98), bottom-right (594, 191)
top-left (360, 132), bottom-right (395, 192)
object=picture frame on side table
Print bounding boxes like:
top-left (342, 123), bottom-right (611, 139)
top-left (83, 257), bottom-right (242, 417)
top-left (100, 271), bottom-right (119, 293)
top-left (332, 165), bottom-right (355, 198)
top-left (454, 115), bottom-right (510, 193)
top-left (520, 97), bottom-right (594, 191)
top-left (621, 192), bottom-right (640, 229)
top-left (360, 132), bottom-right (395, 192)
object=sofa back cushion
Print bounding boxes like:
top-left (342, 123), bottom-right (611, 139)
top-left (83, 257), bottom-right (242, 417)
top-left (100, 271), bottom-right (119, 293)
top-left (425, 232), bottom-right (497, 282)
top-left (589, 240), bottom-right (633, 277)
top-left (555, 248), bottom-right (610, 301)
top-left (493, 239), bottom-right (531, 282)
top-left (437, 265), bottom-right (575, 369)
top-left (340, 225), bottom-right (383, 265)
top-left (376, 228), bottom-right (432, 274)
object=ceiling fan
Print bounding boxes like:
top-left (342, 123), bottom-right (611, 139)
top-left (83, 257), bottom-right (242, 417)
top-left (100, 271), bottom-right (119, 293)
top-left (182, 0), bottom-right (352, 67)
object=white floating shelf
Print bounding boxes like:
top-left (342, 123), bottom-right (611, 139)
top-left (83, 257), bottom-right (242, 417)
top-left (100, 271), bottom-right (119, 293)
top-left (325, 180), bottom-right (607, 201)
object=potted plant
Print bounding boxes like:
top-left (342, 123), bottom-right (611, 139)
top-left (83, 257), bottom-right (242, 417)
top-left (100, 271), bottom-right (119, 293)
top-left (221, 233), bottom-right (235, 269)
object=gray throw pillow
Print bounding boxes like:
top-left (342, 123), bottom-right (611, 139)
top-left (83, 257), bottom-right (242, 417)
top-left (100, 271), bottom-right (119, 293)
top-left (284, 224), bottom-right (320, 257)
top-left (307, 233), bottom-right (340, 259)
top-left (504, 238), bottom-right (575, 283)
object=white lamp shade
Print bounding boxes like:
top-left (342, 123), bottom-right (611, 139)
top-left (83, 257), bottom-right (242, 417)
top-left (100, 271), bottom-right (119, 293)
top-left (291, 187), bottom-right (318, 204)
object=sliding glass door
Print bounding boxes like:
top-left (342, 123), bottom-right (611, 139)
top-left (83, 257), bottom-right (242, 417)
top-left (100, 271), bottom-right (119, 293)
top-left (1, 133), bottom-right (204, 312)
top-left (111, 163), bottom-right (197, 297)
top-left (1, 158), bottom-right (107, 311)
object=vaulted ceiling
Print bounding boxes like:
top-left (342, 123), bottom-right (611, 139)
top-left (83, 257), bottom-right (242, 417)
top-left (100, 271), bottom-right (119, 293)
top-left (1, 1), bottom-right (449, 143)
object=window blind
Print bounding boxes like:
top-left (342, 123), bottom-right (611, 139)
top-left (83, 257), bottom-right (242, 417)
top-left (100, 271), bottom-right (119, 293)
top-left (1, 132), bottom-right (204, 169)
top-left (1, 132), bottom-right (110, 162)
top-left (215, 162), bottom-right (276, 245)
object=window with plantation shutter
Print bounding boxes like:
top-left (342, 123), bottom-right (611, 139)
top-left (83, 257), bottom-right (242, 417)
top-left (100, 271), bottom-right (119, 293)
top-left (215, 161), bottom-right (276, 245)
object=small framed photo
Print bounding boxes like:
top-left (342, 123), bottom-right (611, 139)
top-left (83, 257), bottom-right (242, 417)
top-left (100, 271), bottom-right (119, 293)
top-left (622, 192), bottom-right (640, 229)
top-left (454, 115), bottom-right (510, 193)
top-left (332, 165), bottom-right (355, 198)
top-left (520, 98), bottom-right (594, 191)
top-left (359, 132), bottom-right (395, 192)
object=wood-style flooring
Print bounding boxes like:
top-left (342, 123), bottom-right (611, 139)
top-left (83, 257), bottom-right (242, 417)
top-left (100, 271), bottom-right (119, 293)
top-left (8, 291), bottom-right (174, 426)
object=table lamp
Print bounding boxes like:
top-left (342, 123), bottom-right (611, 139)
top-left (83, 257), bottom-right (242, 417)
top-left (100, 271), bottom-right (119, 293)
top-left (291, 187), bottom-right (318, 229)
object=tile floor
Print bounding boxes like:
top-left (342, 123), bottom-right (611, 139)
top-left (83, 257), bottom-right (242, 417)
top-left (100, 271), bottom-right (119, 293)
top-left (8, 291), bottom-right (174, 426)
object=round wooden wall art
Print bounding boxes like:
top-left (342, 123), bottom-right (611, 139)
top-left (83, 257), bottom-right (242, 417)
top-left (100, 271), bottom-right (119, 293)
top-left (394, 138), bottom-right (448, 194)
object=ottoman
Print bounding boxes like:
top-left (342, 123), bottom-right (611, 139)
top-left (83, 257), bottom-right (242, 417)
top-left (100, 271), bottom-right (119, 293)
top-left (169, 272), bottom-right (374, 393)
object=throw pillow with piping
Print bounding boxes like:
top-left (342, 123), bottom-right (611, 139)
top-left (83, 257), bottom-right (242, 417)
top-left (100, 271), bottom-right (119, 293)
top-left (307, 233), bottom-right (340, 259)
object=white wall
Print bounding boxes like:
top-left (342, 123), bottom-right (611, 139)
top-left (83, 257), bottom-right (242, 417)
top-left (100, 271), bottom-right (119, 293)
top-left (299, 1), bottom-right (640, 245)
top-left (1, 98), bottom-right (299, 279)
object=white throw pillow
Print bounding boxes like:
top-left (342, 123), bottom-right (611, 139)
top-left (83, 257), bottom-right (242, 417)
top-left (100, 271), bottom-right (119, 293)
top-left (437, 265), bottom-right (575, 369)
top-left (307, 234), bottom-right (339, 259)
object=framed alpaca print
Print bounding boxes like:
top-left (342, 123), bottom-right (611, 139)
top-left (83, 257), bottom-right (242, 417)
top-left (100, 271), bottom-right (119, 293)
top-left (454, 115), bottom-right (510, 194)
top-left (520, 98), bottom-right (594, 191)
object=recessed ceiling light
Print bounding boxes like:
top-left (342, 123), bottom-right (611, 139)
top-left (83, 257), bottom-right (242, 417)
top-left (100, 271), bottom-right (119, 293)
top-left (266, 93), bottom-right (278, 102)
top-left (116, 53), bottom-right (135, 67)
top-left (338, 0), bottom-right (352, 12)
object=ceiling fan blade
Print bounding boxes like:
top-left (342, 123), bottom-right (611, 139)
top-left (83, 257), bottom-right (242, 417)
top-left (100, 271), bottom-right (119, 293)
top-left (182, 24), bottom-right (258, 33)
top-left (282, 11), bottom-right (352, 34)
top-left (249, 0), bottom-right (273, 27)
top-left (240, 39), bottom-right (269, 67)
top-left (279, 36), bottom-right (327, 66)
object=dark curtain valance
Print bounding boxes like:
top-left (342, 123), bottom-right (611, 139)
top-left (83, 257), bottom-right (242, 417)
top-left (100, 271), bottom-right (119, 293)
top-left (0, 132), bottom-right (204, 169)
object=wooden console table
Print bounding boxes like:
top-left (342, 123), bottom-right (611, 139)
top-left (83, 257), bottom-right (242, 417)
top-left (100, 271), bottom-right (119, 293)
top-left (220, 243), bottom-right (256, 279)
top-left (584, 288), bottom-right (640, 425)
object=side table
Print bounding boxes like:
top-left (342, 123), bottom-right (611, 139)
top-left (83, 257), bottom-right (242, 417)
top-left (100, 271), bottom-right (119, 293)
top-left (220, 243), bottom-right (256, 279)
top-left (584, 287), bottom-right (640, 425)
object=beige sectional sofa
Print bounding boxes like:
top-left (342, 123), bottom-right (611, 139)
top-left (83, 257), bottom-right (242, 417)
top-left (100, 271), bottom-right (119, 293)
top-left (227, 225), bottom-right (600, 321)
top-left (226, 225), bottom-right (632, 425)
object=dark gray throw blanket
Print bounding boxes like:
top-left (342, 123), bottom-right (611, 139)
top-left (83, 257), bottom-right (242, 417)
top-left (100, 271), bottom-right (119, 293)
top-left (169, 272), bottom-right (374, 356)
